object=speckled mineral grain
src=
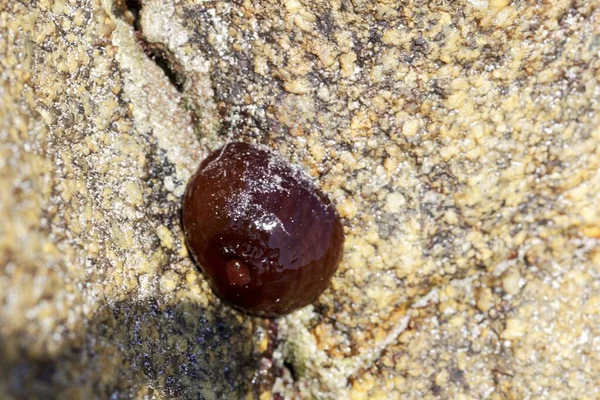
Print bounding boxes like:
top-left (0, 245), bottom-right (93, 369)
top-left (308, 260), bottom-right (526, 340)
top-left (1, 0), bottom-right (599, 399)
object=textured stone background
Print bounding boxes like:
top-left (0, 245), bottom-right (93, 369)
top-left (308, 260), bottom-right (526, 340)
top-left (1, 0), bottom-right (599, 399)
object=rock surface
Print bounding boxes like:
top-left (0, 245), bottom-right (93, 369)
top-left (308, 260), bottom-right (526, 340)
top-left (1, 0), bottom-right (599, 398)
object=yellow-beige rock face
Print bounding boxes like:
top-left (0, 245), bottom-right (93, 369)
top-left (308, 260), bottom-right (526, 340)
top-left (1, 0), bottom-right (599, 398)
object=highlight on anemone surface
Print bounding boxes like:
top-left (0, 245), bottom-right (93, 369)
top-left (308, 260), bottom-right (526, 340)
top-left (181, 142), bottom-right (344, 317)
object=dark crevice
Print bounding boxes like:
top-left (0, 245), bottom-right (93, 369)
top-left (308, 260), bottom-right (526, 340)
top-left (115, 0), bottom-right (187, 92)
top-left (113, 0), bottom-right (141, 30)
top-left (283, 360), bottom-right (297, 382)
top-left (124, 0), bottom-right (142, 31)
top-left (146, 48), bottom-right (186, 92)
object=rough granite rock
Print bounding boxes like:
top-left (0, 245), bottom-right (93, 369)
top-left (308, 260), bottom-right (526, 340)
top-left (1, 0), bottom-right (599, 399)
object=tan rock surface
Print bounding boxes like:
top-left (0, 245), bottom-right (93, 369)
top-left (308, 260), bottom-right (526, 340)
top-left (1, 0), bottom-right (599, 398)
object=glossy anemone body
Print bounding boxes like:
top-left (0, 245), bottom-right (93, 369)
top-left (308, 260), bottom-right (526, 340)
top-left (182, 142), bottom-right (344, 317)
